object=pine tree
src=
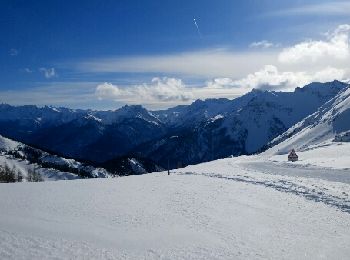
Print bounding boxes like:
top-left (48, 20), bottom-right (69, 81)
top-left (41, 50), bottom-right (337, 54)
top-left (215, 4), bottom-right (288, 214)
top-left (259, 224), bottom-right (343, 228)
top-left (0, 163), bottom-right (16, 183)
top-left (16, 170), bottom-right (23, 182)
top-left (27, 167), bottom-right (34, 182)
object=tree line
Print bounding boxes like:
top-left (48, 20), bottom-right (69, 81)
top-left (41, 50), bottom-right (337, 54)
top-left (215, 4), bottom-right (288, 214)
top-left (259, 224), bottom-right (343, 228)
top-left (0, 163), bottom-right (43, 183)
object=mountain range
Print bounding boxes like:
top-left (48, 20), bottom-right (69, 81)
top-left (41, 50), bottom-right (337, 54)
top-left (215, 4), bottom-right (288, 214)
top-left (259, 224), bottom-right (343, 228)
top-left (0, 80), bottom-right (348, 172)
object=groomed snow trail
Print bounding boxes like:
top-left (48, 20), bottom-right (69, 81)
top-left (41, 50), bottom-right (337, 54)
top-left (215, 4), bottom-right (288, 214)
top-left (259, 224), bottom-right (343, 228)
top-left (178, 157), bottom-right (350, 214)
top-left (240, 161), bottom-right (350, 184)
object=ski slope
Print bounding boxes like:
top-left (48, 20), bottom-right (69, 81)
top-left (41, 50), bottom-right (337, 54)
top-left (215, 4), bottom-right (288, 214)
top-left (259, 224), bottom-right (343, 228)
top-left (1, 153), bottom-right (349, 259)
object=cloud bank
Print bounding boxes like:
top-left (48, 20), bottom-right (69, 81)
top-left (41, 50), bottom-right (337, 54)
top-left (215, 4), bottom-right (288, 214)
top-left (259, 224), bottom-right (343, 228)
top-left (278, 24), bottom-right (350, 64)
top-left (96, 77), bottom-right (193, 103)
top-left (9, 24), bottom-right (349, 109)
top-left (95, 77), bottom-right (248, 108)
top-left (74, 49), bottom-right (277, 78)
top-left (89, 24), bottom-right (350, 107)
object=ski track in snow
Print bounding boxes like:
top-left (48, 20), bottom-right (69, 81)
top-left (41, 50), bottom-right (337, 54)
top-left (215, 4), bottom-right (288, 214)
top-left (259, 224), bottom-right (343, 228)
top-left (176, 158), bottom-right (350, 214)
top-left (178, 171), bottom-right (350, 214)
top-left (242, 161), bottom-right (350, 184)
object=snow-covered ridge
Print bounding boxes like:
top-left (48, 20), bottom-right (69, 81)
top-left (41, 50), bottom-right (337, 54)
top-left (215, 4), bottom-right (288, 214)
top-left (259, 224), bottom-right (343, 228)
top-left (0, 103), bottom-right (161, 126)
top-left (267, 86), bottom-right (350, 154)
top-left (0, 80), bottom-right (348, 167)
top-left (258, 85), bottom-right (350, 171)
top-left (0, 134), bottom-right (109, 181)
top-left (1, 80), bottom-right (346, 127)
top-left (0, 135), bottom-right (19, 151)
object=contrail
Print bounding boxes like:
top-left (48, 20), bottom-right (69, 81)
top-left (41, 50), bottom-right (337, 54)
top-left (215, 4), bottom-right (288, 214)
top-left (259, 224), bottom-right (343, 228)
top-left (193, 18), bottom-right (202, 38)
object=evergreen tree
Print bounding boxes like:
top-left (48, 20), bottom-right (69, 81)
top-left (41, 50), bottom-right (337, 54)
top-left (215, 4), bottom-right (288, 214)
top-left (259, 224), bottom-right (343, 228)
top-left (16, 170), bottom-right (23, 182)
top-left (0, 163), bottom-right (16, 183)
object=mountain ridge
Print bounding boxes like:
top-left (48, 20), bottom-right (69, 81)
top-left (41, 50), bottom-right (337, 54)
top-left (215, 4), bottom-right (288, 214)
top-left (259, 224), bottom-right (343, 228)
top-left (0, 80), bottom-right (348, 168)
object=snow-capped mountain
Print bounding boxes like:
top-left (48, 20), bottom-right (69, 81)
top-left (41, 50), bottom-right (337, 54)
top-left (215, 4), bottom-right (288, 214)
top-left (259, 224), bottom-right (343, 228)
top-left (137, 80), bottom-right (349, 167)
top-left (0, 104), bottom-right (166, 162)
top-left (0, 134), bottom-right (163, 179)
top-left (0, 80), bottom-right (348, 169)
top-left (267, 84), bottom-right (350, 155)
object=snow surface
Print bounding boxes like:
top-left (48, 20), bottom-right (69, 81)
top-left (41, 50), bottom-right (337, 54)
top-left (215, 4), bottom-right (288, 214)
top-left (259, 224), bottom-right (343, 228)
top-left (0, 135), bottom-right (19, 151)
top-left (269, 142), bottom-right (350, 170)
top-left (1, 151), bottom-right (349, 259)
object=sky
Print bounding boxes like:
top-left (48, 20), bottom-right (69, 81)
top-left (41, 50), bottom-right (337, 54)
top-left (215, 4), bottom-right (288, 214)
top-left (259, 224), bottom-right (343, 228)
top-left (1, 0), bottom-right (350, 110)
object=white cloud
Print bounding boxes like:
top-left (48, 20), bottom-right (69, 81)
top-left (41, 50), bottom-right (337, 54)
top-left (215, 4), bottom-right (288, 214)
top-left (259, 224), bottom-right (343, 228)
top-left (73, 49), bottom-right (277, 78)
top-left (96, 77), bottom-right (193, 104)
top-left (311, 67), bottom-right (346, 83)
top-left (94, 64), bottom-right (348, 108)
top-left (230, 65), bottom-right (346, 91)
top-left (72, 25), bottom-right (350, 80)
top-left (278, 24), bottom-right (350, 64)
top-left (267, 1), bottom-right (350, 16)
top-left (206, 78), bottom-right (236, 89)
top-left (39, 68), bottom-right (57, 79)
top-left (233, 65), bottom-right (305, 90)
top-left (249, 40), bottom-right (278, 49)
top-left (52, 24), bottom-right (350, 108)
top-left (95, 77), bottom-right (248, 108)
top-left (93, 23), bottom-right (350, 107)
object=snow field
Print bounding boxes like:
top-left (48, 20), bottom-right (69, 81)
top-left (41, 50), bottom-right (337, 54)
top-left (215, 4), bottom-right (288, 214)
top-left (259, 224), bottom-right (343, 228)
top-left (0, 170), bottom-right (349, 259)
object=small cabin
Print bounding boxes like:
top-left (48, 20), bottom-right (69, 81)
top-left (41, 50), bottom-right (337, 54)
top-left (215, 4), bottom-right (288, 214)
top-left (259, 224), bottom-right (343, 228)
top-left (288, 149), bottom-right (298, 162)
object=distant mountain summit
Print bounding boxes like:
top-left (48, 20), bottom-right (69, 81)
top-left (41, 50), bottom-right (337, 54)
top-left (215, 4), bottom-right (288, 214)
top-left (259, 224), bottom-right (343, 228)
top-left (0, 80), bottom-right (348, 169)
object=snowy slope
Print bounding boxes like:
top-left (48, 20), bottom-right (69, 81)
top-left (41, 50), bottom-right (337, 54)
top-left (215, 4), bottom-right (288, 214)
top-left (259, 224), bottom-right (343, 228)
top-left (0, 134), bottom-right (78, 181)
top-left (268, 142), bottom-right (350, 170)
top-left (0, 154), bottom-right (349, 259)
top-left (0, 135), bottom-right (109, 181)
top-left (261, 85), bottom-right (350, 172)
top-left (0, 155), bottom-right (80, 181)
top-left (268, 86), bottom-right (350, 153)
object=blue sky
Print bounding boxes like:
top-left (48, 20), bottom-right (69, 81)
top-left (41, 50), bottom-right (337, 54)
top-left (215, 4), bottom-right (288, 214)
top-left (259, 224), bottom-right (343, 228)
top-left (1, 0), bottom-right (350, 109)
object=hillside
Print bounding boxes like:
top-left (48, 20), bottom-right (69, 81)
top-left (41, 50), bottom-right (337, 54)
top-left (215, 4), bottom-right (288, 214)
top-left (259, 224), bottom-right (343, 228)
top-left (0, 134), bottom-right (164, 179)
top-left (262, 84), bottom-right (350, 170)
top-left (0, 135), bottom-right (109, 181)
